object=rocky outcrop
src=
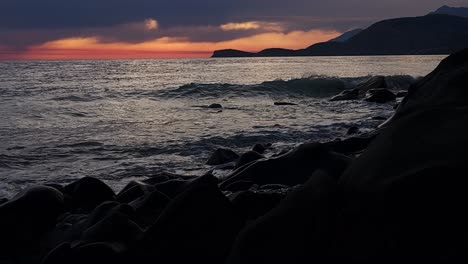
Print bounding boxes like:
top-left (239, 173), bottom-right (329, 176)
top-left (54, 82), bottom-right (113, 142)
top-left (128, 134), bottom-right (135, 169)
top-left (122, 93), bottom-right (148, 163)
top-left (330, 76), bottom-right (387, 101)
top-left (364, 88), bottom-right (396, 103)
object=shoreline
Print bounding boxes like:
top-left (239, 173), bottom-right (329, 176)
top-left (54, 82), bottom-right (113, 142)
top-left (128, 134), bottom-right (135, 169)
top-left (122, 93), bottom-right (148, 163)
top-left (1, 49), bottom-right (468, 263)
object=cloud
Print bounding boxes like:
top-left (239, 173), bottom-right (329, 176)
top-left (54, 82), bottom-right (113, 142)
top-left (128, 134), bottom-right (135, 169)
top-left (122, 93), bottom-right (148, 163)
top-left (0, 29), bottom-right (340, 60)
top-left (145, 19), bottom-right (159, 30)
top-left (220, 21), bottom-right (285, 32)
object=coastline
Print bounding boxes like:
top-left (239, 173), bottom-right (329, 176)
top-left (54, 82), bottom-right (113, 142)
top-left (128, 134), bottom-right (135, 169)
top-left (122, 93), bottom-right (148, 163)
top-left (1, 48), bottom-right (468, 263)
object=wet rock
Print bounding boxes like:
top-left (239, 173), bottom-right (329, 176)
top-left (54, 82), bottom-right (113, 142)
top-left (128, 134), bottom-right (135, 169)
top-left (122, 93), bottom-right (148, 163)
top-left (364, 88), bottom-right (396, 103)
top-left (64, 177), bottom-right (116, 212)
top-left (220, 142), bottom-right (351, 190)
top-left (207, 148), bottom-right (240, 165)
top-left (252, 143), bottom-right (271, 154)
top-left (396, 91), bottom-right (408, 97)
top-left (330, 76), bottom-right (387, 101)
top-left (235, 151), bottom-right (264, 169)
top-left (346, 126), bottom-right (360, 135)
top-left (330, 88), bottom-right (359, 101)
top-left (208, 103), bottom-right (223, 109)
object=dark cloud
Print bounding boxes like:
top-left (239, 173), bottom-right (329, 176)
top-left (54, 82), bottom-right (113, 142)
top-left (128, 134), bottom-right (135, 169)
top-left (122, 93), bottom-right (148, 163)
top-left (1, 0), bottom-right (467, 49)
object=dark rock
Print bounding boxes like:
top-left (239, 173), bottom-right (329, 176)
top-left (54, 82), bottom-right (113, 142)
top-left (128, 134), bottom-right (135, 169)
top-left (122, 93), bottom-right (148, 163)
top-left (129, 189), bottom-right (171, 228)
top-left (153, 179), bottom-right (192, 198)
top-left (223, 181), bottom-right (256, 192)
top-left (140, 175), bottom-right (170, 185)
top-left (0, 197), bottom-right (7, 205)
top-left (331, 76), bottom-right (387, 101)
top-left (259, 184), bottom-right (291, 191)
top-left (226, 170), bottom-right (339, 264)
top-left (330, 88), bottom-right (359, 101)
top-left (334, 49), bottom-right (468, 261)
top-left (135, 174), bottom-right (244, 264)
top-left (0, 186), bottom-right (64, 259)
top-left (324, 136), bottom-right (378, 155)
top-left (364, 88), bottom-right (396, 103)
top-left (116, 181), bottom-right (154, 204)
top-left (64, 177), bottom-right (116, 212)
top-left (208, 103), bottom-right (223, 109)
top-left (235, 151), bottom-right (264, 169)
top-left (384, 48), bottom-right (468, 126)
top-left (346, 126), bottom-right (360, 135)
top-left (396, 91), bottom-right (408, 97)
top-left (252, 143), bottom-right (271, 154)
top-left (230, 191), bottom-right (286, 222)
top-left (372, 116), bottom-right (388, 120)
top-left (207, 148), bottom-right (240, 165)
top-left (220, 142), bottom-right (351, 190)
top-left (81, 202), bottom-right (143, 251)
top-left (274, 102), bottom-right (297, 106)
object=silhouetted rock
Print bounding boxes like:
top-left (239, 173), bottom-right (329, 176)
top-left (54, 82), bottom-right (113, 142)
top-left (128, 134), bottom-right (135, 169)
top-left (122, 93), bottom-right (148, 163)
top-left (226, 170), bottom-right (339, 264)
top-left (207, 148), bottom-right (240, 165)
top-left (334, 48), bottom-right (468, 261)
top-left (346, 126), bottom-right (360, 135)
top-left (365, 88), bottom-right (396, 103)
top-left (324, 135), bottom-right (378, 155)
top-left (330, 88), bottom-right (359, 101)
top-left (220, 142), bottom-right (351, 190)
top-left (135, 174), bottom-right (244, 264)
top-left (235, 151), bottom-right (264, 169)
top-left (0, 186), bottom-right (64, 261)
top-left (116, 181), bottom-right (154, 204)
top-left (223, 181), bottom-right (256, 192)
top-left (64, 177), bottom-right (116, 212)
top-left (230, 190), bottom-right (286, 222)
top-left (252, 143), bottom-right (271, 154)
top-left (331, 76), bottom-right (387, 101)
top-left (129, 189), bottom-right (170, 228)
top-left (274, 101), bottom-right (297, 106)
top-left (396, 91), bottom-right (408, 97)
top-left (208, 103), bottom-right (223, 109)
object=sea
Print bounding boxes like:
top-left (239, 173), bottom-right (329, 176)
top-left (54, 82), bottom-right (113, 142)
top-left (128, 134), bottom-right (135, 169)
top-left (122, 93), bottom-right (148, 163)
top-left (0, 55), bottom-right (446, 197)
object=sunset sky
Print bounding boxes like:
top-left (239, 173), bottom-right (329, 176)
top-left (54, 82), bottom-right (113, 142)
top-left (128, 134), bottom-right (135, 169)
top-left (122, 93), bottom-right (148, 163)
top-left (1, 0), bottom-right (467, 60)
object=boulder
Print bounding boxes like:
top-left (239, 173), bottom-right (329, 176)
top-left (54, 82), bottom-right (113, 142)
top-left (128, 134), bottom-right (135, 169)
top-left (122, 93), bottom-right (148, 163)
top-left (346, 126), bottom-right (360, 135)
top-left (226, 170), bottom-right (339, 264)
top-left (134, 174), bottom-right (244, 264)
top-left (64, 177), bottom-right (116, 212)
top-left (208, 103), bottom-right (223, 109)
top-left (0, 186), bottom-right (64, 259)
top-left (252, 143), bottom-right (271, 154)
top-left (330, 76), bottom-right (387, 101)
top-left (235, 151), bottom-right (265, 169)
top-left (230, 190), bottom-right (286, 222)
top-left (330, 88), bottom-right (359, 101)
top-left (220, 142), bottom-right (351, 190)
top-left (364, 88), bottom-right (396, 103)
top-left (335, 49), bottom-right (468, 261)
top-left (207, 148), bottom-right (240, 165)
top-left (396, 91), bottom-right (408, 97)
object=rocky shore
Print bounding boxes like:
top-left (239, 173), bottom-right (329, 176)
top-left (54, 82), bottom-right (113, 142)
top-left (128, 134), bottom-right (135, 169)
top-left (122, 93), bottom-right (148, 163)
top-left (1, 49), bottom-right (468, 263)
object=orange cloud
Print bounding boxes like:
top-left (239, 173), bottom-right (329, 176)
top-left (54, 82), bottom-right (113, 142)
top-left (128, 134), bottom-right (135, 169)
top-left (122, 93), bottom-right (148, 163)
top-left (1, 29), bottom-right (340, 60)
top-left (220, 21), bottom-right (284, 32)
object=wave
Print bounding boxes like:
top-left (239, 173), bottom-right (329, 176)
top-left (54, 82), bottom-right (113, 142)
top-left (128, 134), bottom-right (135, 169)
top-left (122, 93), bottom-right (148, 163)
top-left (153, 75), bottom-right (417, 99)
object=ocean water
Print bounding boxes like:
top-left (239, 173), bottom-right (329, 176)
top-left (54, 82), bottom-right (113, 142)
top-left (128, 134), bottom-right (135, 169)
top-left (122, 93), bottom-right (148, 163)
top-left (0, 55), bottom-right (446, 196)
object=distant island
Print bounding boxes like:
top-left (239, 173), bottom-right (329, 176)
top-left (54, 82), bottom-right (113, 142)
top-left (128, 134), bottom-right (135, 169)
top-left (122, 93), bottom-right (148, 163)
top-left (212, 6), bottom-right (468, 58)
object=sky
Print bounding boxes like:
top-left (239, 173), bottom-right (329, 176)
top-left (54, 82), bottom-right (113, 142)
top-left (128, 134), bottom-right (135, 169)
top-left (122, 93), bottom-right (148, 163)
top-left (0, 0), bottom-right (467, 60)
